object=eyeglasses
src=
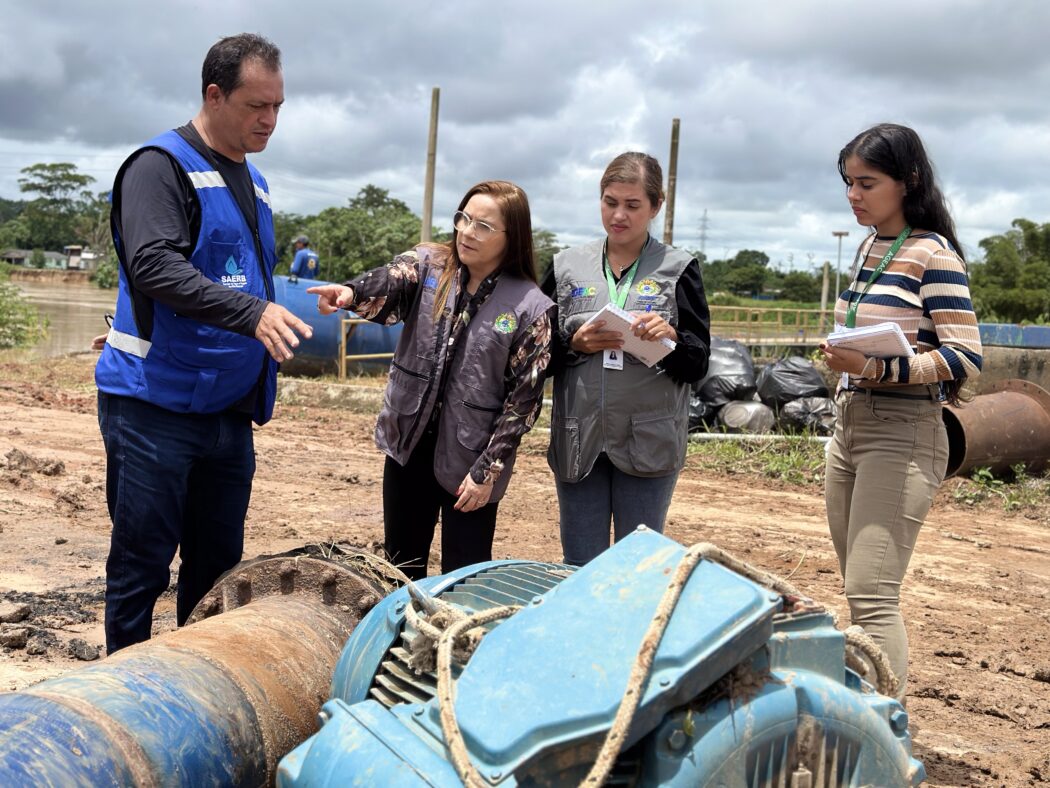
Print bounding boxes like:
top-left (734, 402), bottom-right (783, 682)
top-left (453, 211), bottom-right (505, 241)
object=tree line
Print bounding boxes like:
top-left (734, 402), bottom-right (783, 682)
top-left (0, 163), bottom-right (563, 287)
top-left (1, 162), bottom-right (1047, 324)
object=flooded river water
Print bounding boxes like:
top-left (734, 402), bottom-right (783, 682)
top-left (14, 280), bottom-right (116, 358)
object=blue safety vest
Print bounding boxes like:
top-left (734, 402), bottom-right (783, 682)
top-left (95, 130), bottom-right (279, 425)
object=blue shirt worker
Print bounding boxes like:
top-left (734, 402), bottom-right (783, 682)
top-left (94, 33), bottom-right (312, 654)
top-left (290, 234), bottom-right (320, 280)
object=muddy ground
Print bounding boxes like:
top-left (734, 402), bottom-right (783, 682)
top-left (1, 355), bottom-right (1048, 787)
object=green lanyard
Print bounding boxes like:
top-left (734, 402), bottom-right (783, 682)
top-left (844, 225), bottom-right (911, 328)
top-left (603, 238), bottom-right (645, 308)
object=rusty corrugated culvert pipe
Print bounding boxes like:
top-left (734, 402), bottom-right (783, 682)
top-left (0, 545), bottom-right (396, 787)
top-left (943, 378), bottom-right (1050, 478)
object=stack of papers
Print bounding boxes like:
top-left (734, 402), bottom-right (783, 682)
top-left (827, 322), bottom-right (914, 358)
top-left (581, 303), bottom-right (676, 367)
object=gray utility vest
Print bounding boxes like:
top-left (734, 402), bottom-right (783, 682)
top-left (548, 238), bottom-right (693, 483)
top-left (375, 246), bottom-right (553, 502)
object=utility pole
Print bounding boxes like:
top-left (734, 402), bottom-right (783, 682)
top-left (832, 230), bottom-right (849, 299)
top-left (663, 118), bottom-right (680, 245)
top-left (420, 87), bottom-right (440, 243)
top-left (698, 209), bottom-right (708, 258)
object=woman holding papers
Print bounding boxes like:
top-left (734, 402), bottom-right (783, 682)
top-left (819, 124), bottom-right (983, 699)
top-left (544, 152), bottom-right (711, 565)
top-left (309, 181), bottom-right (554, 579)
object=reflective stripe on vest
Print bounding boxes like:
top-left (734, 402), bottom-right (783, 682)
top-left (106, 328), bottom-right (152, 359)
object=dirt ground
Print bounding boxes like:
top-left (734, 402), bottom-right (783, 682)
top-left (1, 355), bottom-right (1048, 787)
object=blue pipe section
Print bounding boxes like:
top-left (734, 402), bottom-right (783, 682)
top-left (273, 275), bottom-right (402, 374)
top-left (0, 590), bottom-right (365, 786)
top-left (0, 643), bottom-right (265, 786)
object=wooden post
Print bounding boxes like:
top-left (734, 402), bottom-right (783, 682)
top-left (339, 317), bottom-right (347, 380)
top-left (420, 87), bottom-right (440, 243)
top-left (662, 118), bottom-right (680, 245)
top-left (819, 260), bottom-right (831, 329)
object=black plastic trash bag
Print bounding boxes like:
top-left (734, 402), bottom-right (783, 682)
top-left (717, 400), bottom-right (776, 434)
top-left (756, 356), bottom-right (829, 409)
top-left (779, 396), bottom-right (836, 435)
top-left (694, 337), bottom-right (757, 408)
top-left (688, 395), bottom-right (719, 433)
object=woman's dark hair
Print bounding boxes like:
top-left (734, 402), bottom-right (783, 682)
top-left (431, 180), bottom-right (537, 317)
top-left (838, 123), bottom-right (962, 258)
top-left (600, 152), bottom-right (665, 209)
top-left (839, 123), bottom-right (969, 404)
top-left (202, 33), bottom-right (282, 99)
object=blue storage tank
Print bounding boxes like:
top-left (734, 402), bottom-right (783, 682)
top-left (979, 322), bottom-right (1050, 349)
top-left (272, 275), bottom-right (403, 376)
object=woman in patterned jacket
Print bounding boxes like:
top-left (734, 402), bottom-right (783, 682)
top-left (309, 181), bottom-right (554, 579)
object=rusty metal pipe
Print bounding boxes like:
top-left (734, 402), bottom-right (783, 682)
top-left (943, 379), bottom-right (1050, 478)
top-left (0, 549), bottom-right (388, 787)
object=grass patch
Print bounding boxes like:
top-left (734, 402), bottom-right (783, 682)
top-left (0, 352), bottom-right (96, 389)
top-left (686, 435), bottom-right (827, 487)
top-left (948, 464), bottom-right (1050, 518)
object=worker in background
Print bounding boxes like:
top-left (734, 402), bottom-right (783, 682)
top-left (289, 234), bottom-right (320, 281)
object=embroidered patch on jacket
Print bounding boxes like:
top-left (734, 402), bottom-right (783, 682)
top-left (570, 286), bottom-right (597, 298)
top-left (635, 279), bottom-right (661, 297)
top-left (493, 313), bottom-right (518, 334)
top-left (423, 275), bottom-right (439, 290)
top-left (221, 256), bottom-right (247, 289)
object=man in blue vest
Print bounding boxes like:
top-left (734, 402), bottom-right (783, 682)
top-left (289, 234), bottom-right (320, 281)
top-left (94, 33), bottom-right (312, 653)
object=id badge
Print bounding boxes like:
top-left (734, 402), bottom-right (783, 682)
top-left (603, 349), bottom-right (624, 370)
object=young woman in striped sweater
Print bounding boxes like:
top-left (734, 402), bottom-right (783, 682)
top-left (819, 123), bottom-right (983, 700)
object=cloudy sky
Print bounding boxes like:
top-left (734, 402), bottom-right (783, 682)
top-left (2, 0), bottom-right (1048, 272)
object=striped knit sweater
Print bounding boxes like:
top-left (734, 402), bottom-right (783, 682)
top-left (834, 230), bottom-right (983, 386)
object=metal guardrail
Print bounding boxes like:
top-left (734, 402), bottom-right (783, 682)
top-left (709, 306), bottom-right (833, 347)
top-left (339, 317), bottom-right (395, 379)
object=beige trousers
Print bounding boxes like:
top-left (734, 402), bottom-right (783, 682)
top-left (825, 386), bottom-right (948, 698)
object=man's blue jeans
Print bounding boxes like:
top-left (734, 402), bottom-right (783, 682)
top-left (98, 392), bottom-right (254, 653)
top-left (556, 452), bottom-right (678, 566)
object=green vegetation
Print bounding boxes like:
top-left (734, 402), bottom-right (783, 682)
top-left (0, 265), bottom-right (47, 349)
top-left (91, 256), bottom-right (119, 289)
top-left (15, 162), bottom-right (96, 253)
top-left (693, 249), bottom-right (823, 302)
top-left (969, 219), bottom-right (1050, 323)
top-left (685, 437), bottom-right (1050, 523)
top-left (686, 436), bottom-right (828, 487)
top-left (0, 158), bottom-right (1047, 326)
top-left (268, 185), bottom-right (564, 283)
top-left (950, 464), bottom-right (1050, 514)
top-left (684, 436), bottom-right (1048, 521)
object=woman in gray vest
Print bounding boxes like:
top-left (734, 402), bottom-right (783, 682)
top-left (544, 152), bottom-right (711, 566)
top-left (308, 181), bottom-right (554, 579)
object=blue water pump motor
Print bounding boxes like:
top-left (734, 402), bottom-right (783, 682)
top-left (279, 530), bottom-right (925, 786)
